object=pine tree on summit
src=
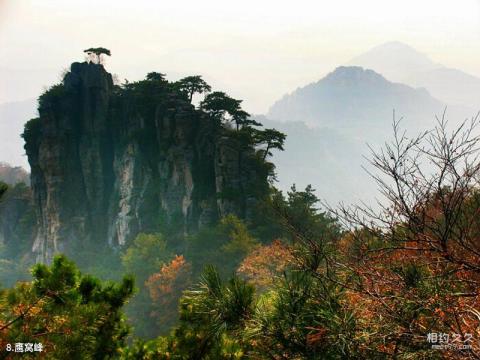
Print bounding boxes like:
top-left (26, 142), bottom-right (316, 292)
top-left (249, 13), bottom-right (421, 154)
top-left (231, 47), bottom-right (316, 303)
top-left (84, 47), bottom-right (111, 64)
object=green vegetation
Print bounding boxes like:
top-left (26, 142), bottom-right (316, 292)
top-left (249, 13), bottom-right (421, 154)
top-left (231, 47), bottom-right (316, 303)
top-left (0, 182), bottom-right (35, 287)
top-left (1, 183), bottom-right (355, 358)
top-left (254, 128), bottom-right (286, 161)
top-left (121, 233), bottom-right (173, 338)
top-left (7, 58), bottom-right (480, 359)
top-left (0, 255), bottom-right (134, 359)
top-left (10, 60), bottom-right (291, 348)
top-left (37, 84), bottom-right (65, 112)
top-left (176, 75), bottom-right (211, 102)
top-left (3, 164), bottom-right (480, 357)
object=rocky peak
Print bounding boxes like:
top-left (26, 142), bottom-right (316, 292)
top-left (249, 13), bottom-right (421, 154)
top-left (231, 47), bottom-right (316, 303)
top-left (322, 66), bottom-right (389, 88)
top-left (267, 64), bottom-right (443, 130)
top-left (64, 62), bottom-right (113, 90)
top-left (24, 62), bottom-right (269, 263)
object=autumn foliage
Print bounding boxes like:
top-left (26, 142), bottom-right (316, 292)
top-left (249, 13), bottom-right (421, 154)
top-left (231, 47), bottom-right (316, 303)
top-left (145, 255), bottom-right (192, 329)
top-left (4, 116), bottom-right (480, 359)
top-left (237, 240), bottom-right (293, 288)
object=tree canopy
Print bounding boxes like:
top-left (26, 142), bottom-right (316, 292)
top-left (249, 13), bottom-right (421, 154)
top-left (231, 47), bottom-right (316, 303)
top-left (199, 91), bottom-right (264, 132)
top-left (254, 128), bottom-right (286, 160)
top-left (84, 47), bottom-right (111, 64)
top-left (145, 72), bottom-right (166, 82)
top-left (176, 75), bottom-right (211, 102)
top-left (0, 255), bottom-right (134, 358)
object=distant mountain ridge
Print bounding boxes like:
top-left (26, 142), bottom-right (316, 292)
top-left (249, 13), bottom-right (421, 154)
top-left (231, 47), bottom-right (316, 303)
top-left (267, 66), bottom-right (446, 138)
top-left (0, 163), bottom-right (30, 185)
top-left (348, 41), bottom-right (442, 80)
top-left (264, 59), bottom-right (475, 205)
top-left (348, 41), bottom-right (480, 109)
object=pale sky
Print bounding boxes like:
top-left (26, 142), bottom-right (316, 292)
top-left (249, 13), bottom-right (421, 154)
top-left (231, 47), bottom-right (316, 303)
top-left (1, 0), bottom-right (480, 113)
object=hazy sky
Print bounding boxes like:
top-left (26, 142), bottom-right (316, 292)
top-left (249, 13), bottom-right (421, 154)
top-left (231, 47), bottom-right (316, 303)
top-left (1, 0), bottom-right (480, 113)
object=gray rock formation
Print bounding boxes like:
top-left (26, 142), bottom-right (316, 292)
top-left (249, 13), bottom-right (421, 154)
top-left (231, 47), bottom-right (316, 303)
top-left (24, 62), bottom-right (265, 263)
top-left (0, 183), bottom-right (34, 248)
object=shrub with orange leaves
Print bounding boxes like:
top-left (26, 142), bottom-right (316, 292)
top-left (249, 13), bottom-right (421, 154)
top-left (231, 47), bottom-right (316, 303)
top-left (237, 240), bottom-right (293, 288)
top-left (145, 255), bottom-right (192, 330)
top-left (337, 222), bottom-right (480, 359)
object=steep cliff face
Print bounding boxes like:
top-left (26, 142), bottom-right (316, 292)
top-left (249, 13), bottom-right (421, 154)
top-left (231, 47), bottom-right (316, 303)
top-left (24, 62), bottom-right (267, 263)
top-left (0, 183), bottom-right (35, 254)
